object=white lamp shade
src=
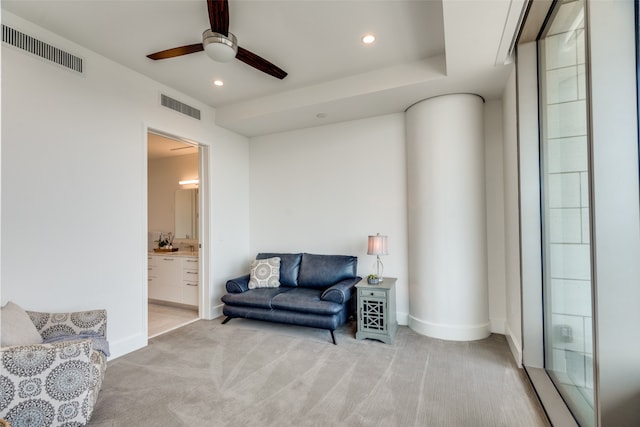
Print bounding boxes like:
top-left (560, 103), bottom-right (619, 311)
top-left (367, 234), bottom-right (388, 255)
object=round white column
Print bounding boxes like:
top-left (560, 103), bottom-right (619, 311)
top-left (405, 94), bottom-right (489, 341)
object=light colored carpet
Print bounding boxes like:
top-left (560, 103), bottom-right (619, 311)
top-left (89, 318), bottom-right (549, 427)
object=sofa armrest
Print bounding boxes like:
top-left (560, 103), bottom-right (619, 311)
top-left (226, 274), bottom-right (251, 293)
top-left (320, 277), bottom-right (362, 304)
top-left (0, 339), bottom-right (101, 425)
top-left (26, 309), bottom-right (107, 340)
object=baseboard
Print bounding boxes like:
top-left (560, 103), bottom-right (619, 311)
top-left (208, 303), bottom-right (224, 320)
top-left (505, 324), bottom-right (523, 367)
top-left (108, 332), bottom-right (147, 360)
top-left (490, 317), bottom-right (506, 334)
top-left (396, 311), bottom-right (409, 325)
top-left (408, 315), bottom-right (491, 341)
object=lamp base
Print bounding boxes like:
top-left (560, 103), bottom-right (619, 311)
top-left (375, 256), bottom-right (384, 282)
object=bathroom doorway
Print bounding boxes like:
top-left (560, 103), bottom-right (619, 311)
top-left (147, 130), bottom-right (201, 337)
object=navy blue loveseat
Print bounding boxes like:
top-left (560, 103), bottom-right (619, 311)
top-left (221, 253), bottom-right (361, 344)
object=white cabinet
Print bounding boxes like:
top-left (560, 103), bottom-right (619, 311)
top-left (148, 255), bottom-right (164, 300)
top-left (182, 256), bottom-right (199, 306)
top-left (148, 255), bottom-right (198, 307)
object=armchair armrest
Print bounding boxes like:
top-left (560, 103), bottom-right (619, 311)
top-left (0, 340), bottom-right (99, 425)
top-left (226, 274), bottom-right (250, 293)
top-left (26, 309), bottom-right (107, 340)
top-left (320, 277), bottom-right (362, 304)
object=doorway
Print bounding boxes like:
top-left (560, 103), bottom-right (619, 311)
top-left (147, 130), bottom-right (201, 337)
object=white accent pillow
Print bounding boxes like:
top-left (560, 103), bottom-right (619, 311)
top-left (248, 257), bottom-right (281, 289)
top-left (1, 301), bottom-right (43, 347)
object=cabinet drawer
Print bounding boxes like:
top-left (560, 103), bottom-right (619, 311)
top-left (183, 256), bottom-right (198, 281)
top-left (359, 289), bottom-right (386, 298)
top-left (183, 270), bottom-right (198, 281)
top-left (183, 258), bottom-right (198, 267)
top-left (183, 282), bottom-right (199, 306)
top-left (148, 277), bottom-right (162, 299)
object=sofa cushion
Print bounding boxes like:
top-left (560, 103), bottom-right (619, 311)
top-left (297, 253), bottom-right (358, 289)
top-left (43, 333), bottom-right (111, 357)
top-left (320, 278), bottom-right (360, 304)
top-left (226, 274), bottom-right (250, 293)
top-left (223, 305), bottom-right (347, 331)
top-left (271, 288), bottom-right (344, 316)
top-left (248, 257), bottom-right (281, 289)
top-left (1, 301), bottom-right (43, 347)
top-left (27, 309), bottom-right (108, 339)
top-left (222, 287), bottom-right (291, 309)
top-left (257, 253), bottom-right (302, 287)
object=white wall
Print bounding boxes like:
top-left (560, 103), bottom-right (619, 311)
top-left (1, 12), bottom-right (250, 358)
top-left (502, 67), bottom-right (524, 364)
top-left (516, 41), bottom-right (544, 369)
top-left (148, 153), bottom-right (198, 239)
top-left (249, 114), bottom-right (411, 323)
top-left (208, 135), bottom-right (251, 318)
top-left (406, 94), bottom-right (489, 341)
top-left (588, 2), bottom-right (640, 423)
top-left (485, 100), bottom-right (507, 334)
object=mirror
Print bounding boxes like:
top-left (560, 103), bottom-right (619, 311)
top-left (175, 188), bottom-right (198, 239)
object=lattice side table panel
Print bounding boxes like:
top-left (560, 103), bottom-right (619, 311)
top-left (361, 299), bottom-right (386, 332)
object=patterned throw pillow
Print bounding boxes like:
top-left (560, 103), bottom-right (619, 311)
top-left (248, 257), bottom-right (281, 289)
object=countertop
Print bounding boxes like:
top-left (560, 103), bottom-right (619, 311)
top-left (148, 250), bottom-right (198, 258)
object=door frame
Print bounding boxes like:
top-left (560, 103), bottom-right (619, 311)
top-left (144, 127), bottom-right (212, 329)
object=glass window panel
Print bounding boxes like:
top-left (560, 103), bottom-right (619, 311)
top-left (539, 0), bottom-right (594, 426)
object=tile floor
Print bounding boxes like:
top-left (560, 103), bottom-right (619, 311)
top-left (148, 303), bottom-right (199, 338)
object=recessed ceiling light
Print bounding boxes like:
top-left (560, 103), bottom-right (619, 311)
top-left (361, 34), bottom-right (376, 45)
top-left (213, 79), bottom-right (224, 87)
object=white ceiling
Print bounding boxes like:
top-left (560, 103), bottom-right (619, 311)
top-left (2, 0), bottom-right (525, 137)
top-left (148, 132), bottom-right (199, 159)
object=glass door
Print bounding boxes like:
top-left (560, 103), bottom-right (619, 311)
top-left (538, 0), bottom-right (595, 425)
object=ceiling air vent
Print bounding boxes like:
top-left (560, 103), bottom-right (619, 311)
top-left (2, 24), bottom-right (83, 73)
top-left (160, 94), bottom-right (201, 120)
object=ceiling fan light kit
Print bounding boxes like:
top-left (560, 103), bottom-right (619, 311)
top-left (203, 30), bottom-right (237, 62)
top-left (146, 0), bottom-right (287, 80)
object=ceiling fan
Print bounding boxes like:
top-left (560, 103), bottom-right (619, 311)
top-left (146, 0), bottom-right (287, 80)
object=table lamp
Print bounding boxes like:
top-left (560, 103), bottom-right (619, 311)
top-left (367, 233), bottom-right (388, 282)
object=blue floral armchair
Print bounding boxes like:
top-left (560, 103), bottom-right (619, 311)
top-left (0, 307), bottom-right (109, 426)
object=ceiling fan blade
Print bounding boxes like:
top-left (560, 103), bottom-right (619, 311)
top-left (207, 0), bottom-right (229, 36)
top-left (236, 46), bottom-right (287, 80)
top-left (147, 43), bottom-right (204, 60)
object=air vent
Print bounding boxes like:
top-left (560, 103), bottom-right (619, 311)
top-left (161, 94), bottom-right (201, 120)
top-left (2, 25), bottom-right (83, 73)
